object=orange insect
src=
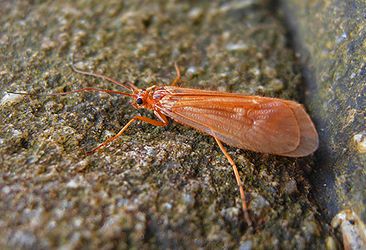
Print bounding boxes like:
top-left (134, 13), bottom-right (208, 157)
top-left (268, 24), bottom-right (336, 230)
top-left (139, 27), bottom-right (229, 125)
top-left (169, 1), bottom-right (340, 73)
top-left (15, 63), bottom-right (319, 226)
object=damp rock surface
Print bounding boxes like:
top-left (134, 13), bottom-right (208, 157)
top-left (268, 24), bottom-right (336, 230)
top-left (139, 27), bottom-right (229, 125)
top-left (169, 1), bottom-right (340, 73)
top-left (282, 0), bottom-right (366, 226)
top-left (1, 0), bottom-right (328, 249)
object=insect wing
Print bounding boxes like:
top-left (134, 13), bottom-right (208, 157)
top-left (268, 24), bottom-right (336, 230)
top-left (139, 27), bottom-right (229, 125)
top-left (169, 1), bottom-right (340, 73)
top-left (159, 87), bottom-right (318, 156)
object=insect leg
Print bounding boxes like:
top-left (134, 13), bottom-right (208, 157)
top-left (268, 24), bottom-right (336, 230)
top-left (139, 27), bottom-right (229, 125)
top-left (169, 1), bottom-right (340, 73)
top-left (170, 62), bottom-right (182, 86)
top-left (86, 115), bottom-right (168, 155)
top-left (213, 136), bottom-right (252, 227)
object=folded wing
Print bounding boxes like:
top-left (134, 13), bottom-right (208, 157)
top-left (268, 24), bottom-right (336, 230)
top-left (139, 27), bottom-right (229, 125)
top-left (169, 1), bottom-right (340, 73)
top-left (158, 87), bottom-right (318, 157)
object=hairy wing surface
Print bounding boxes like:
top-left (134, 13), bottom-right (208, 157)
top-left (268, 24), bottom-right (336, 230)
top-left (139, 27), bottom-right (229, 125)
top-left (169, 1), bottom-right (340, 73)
top-left (159, 92), bottom-right (301, 155)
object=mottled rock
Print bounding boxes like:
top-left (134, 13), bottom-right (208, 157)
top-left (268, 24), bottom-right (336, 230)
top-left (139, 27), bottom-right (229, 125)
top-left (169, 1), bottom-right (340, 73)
top-left (0, 0), bottom-right (329, 248)
top-left (282, 0), bottom-right (366, 225)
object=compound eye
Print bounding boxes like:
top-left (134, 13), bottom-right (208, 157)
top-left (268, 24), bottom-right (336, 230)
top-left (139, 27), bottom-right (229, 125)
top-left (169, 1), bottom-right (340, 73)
top-left (136, 98), bottom-right (143, 105)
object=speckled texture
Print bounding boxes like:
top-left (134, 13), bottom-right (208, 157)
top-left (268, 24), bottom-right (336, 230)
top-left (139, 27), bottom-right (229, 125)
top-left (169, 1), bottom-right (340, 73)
top-left (1, 0), bottom-right (327, 249)
top-left (282, 0), bottom-right (366, 226)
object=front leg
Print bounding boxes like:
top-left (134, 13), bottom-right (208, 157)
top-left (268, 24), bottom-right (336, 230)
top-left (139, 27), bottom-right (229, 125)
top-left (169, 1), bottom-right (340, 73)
top-left (170, 62), bottom-right (182, 86)
top-left (87, 114), bottom-right (168, 155)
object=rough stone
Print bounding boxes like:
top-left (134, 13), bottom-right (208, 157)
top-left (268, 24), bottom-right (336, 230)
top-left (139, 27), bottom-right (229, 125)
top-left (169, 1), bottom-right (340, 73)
top-left (0, 0), bottom-right (330, 248)
top-left (282, 0), bottom-right (366, 225)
